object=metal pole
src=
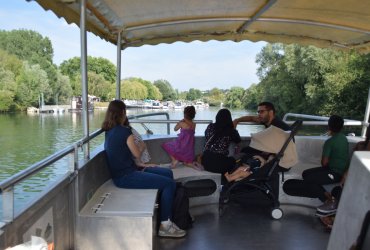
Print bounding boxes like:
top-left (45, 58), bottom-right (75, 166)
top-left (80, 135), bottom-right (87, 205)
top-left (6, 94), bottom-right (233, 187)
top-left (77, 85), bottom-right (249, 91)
top-left (2, 187), bottom-right (14, 222)
top-left (80, 0), bottom-right (89, 158)
top-left (362, 87), bottom-right (370, 138)
top-left (116, 31), bottom-right (122, 100)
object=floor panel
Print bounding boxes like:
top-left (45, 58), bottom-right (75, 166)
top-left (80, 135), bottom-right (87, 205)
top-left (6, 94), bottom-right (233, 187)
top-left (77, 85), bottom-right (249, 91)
top-left (156, 202), bottom-right (330, 250)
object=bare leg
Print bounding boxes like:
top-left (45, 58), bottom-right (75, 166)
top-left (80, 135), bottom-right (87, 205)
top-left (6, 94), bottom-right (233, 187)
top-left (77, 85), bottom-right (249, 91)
top-left (170, 156), bottom-right (178, 168)
top-left (225, 167), bottom-right (251, 182)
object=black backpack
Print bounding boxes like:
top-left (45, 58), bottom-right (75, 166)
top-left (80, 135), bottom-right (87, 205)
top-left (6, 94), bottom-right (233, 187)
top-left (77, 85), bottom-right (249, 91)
top-left (172, 183), bottom-right (193, 230)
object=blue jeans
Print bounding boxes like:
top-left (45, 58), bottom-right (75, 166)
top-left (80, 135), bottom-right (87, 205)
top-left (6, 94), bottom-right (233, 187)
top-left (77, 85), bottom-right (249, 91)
top-left (112, 167), bottom-right (176, 222)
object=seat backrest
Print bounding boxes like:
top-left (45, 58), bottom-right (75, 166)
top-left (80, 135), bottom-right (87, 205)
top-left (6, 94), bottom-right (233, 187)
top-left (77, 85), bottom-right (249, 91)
top-left (266, 120), bottom-right (302, 177)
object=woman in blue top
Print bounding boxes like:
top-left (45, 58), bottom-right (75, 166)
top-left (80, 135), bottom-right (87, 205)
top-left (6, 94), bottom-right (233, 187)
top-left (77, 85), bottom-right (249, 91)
top-left (102, 100), bottom-right (185, 238)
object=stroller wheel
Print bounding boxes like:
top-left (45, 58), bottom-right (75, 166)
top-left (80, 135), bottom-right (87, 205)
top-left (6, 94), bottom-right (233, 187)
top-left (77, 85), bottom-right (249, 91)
top-left (271, 208), bottom-right (283, 220)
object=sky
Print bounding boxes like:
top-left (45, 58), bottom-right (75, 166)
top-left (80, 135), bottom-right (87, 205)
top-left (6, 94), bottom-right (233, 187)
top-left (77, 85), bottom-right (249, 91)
top-left (0, 0), bottom-right (266, 91)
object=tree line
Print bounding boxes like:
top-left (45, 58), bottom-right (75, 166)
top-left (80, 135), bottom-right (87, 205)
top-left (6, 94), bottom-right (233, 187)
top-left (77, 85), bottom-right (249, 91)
top-left (242, 44), bottom-right (369, 120)
top-left (0, 29), bottom-right (369, 121)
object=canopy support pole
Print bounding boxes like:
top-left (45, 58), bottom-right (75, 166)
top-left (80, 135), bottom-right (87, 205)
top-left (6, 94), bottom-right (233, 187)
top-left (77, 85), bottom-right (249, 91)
top-left (237, 0), bottom-right (277, 33)
top-left (116, 31), bottom-right (122, 99)
top-left (362, 87), bottom-right (370, 138)
top-left (80, 0), bottom-right (89, 159)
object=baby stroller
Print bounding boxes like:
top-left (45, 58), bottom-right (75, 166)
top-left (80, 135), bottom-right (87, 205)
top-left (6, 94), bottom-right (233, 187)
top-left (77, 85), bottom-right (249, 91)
top-left (219, 120), bottom-right (302, 219)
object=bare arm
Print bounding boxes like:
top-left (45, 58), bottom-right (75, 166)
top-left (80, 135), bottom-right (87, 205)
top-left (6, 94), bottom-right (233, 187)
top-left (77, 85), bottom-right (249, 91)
top-left (127, 134), bottom-right (142, 159)
top-left (321, 156), bottom-right (329, 167)
top-left (233, 116), bottom-right (259, 128)
top-left (174, 120), bottom-right (185, 131)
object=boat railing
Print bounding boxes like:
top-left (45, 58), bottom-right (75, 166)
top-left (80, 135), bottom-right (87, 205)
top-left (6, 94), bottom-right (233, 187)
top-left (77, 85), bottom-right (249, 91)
top-left (0, 128), bottom-right (103, 223)
top-left (283, 113), bottom-right (368, 137)
top-left (128, 112), bottom-right (170, 134)
top-left (0, 112), bottom-right (367, 223)
top-left (0, 111), bottom-right (212, 223)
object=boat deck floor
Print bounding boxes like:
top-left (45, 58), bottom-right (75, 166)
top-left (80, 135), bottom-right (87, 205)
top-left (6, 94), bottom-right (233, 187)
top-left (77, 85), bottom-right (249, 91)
top-left (157, 201), bottom-right (330, 250)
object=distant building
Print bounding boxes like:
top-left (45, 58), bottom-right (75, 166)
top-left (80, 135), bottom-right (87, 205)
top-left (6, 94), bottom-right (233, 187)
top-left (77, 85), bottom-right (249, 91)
top-left (71, 96), bottom-right (94, 111)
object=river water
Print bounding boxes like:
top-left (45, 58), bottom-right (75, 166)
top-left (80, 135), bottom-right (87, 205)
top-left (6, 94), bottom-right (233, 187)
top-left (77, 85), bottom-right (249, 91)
top-left (0, 107), bottom-right (264, 218)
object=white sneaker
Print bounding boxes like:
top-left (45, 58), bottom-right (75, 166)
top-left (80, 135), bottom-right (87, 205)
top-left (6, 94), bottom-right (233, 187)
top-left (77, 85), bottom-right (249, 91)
top-left (158, 220), bottom-right (186, 238)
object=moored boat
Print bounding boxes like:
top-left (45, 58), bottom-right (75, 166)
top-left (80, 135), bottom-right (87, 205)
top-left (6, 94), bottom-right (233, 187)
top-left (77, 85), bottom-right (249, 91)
top-left (194, 101), bottom-right (209, 109)
top-left (152, 100), bottom-right (163, 109)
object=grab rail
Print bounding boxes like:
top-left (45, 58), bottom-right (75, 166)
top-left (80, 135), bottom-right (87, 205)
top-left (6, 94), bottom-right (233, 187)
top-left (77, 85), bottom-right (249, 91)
top-left (0, 129), bottom-right (104, 222)
top-left (283, 113), bottom-right (363, 125)
top-left (283, 113), bottom-right (367, 137)
top-left (1, 111), bottom-right (366, 222)
top-left (128, 112), bottom-right (170, 134)
top-left (0, 112), bottom-right (177, 222)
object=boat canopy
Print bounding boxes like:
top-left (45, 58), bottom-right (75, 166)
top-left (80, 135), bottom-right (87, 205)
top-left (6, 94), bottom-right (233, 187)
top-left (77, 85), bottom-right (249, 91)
top-left (35, 0), bottom-right (370, 52)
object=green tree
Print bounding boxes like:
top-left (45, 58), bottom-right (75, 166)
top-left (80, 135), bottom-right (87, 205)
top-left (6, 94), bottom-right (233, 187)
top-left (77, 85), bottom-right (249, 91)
top-left (75, 72), bottom-right (115, 101)
top-left (87, 72), bottom-right (113, 101)
top-left (0, 49), bottom-right (23, 77)
top-left (15, 62), bottom-right (51, 108)
top-left (252, 43), bottom-right (368, 119)
top-left (204, 88), bottom-right (225, 106)
top-left (70, 75), bottom-right (82, 97)
top-left (129, 77), bottom-right (162, 100)
top-left (54, 70), bottom-right (72, 105)
top-left (0, 29), bottom-right (53, 64)
top-left (225, 87), bottom-right (245, 109)
top-left (59, 57), bottom-right (80, 81)
top-left (0, 67), bottom-right (16, 111)
top-left (88, 57), bottom-right (117, 83)
top-left (121, 78), bottom-right (148, 100)
top-left (177, 91), bottom-right (187, 100)
top-left (242, 84), bottom-right (262, 110)
top-left (186, 88), bottom-right (202, 101)
top-left (326, 52), bottom-right (370, 119)
top-left (153, 79), bottom-right (176, 100)
top-left (59, 56), bottom-right (116, 84)
top-left (0, 49), bottom-right (22, 111)
top-left (0, 30), bottom-right (58, 104)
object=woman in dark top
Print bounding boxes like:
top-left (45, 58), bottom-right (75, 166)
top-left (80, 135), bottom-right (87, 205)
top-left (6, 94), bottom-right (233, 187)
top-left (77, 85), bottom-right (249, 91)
top-left (201, 109), bottom-right (241, 178)
top-left (102, 100), bottom-right (185, 238)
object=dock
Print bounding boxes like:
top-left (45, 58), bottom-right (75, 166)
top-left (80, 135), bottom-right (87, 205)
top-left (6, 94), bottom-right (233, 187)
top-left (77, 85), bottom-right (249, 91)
top-left (27, 105), bottom-right (70, 114)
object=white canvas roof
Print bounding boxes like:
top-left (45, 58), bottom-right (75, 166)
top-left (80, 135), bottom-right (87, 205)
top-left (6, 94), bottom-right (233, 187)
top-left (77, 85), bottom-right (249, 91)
top-left (35, 0), bottom-right (370, 52)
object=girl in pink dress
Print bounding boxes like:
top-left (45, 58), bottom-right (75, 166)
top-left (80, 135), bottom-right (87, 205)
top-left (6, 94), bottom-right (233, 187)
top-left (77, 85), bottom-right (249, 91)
top-left (162, 106), bottom-right (196, 168)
